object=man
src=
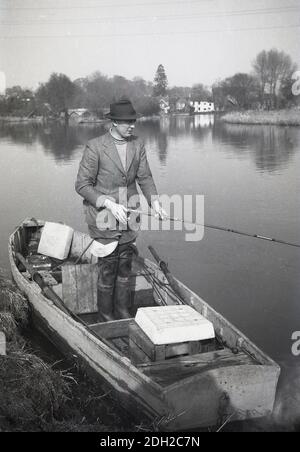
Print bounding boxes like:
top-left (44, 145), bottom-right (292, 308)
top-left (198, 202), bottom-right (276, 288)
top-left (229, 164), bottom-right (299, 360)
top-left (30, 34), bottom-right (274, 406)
top-left (75, 98), bottom-right (166, 321)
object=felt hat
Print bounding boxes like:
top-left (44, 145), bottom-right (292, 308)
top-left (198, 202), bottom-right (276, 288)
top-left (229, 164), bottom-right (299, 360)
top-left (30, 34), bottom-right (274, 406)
top-left (105, 99), bottom-right (137, 120)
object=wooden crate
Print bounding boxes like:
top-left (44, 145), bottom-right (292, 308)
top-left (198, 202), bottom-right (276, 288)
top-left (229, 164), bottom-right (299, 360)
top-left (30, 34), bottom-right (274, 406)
top-left (129, 322), bottom-right (215, 364)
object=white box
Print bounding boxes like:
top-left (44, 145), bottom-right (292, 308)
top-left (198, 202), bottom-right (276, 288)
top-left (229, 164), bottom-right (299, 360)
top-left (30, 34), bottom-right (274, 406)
top-left (135, 305), bottom-right (215, 345)
top-left (38, 222), bottom-right (74, 260)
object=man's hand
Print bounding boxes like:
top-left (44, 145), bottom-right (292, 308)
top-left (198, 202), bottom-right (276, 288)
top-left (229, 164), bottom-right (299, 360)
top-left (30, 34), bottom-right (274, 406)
top-left (152, 199), bottom-right (168, 220)
top-left (104, 199), bottom-right (128, 224)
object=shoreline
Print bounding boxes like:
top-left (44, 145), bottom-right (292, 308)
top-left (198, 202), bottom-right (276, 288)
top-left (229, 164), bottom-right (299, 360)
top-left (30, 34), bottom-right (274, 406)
top-left (220, 109), bottom-right (300, 126)
top-left (1, 109), bottom-right (300, 127)
top-left (0, 268), bottom-right (142, 432)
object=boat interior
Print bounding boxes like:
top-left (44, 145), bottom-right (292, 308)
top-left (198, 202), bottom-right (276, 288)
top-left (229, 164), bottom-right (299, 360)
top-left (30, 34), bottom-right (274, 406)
top-left (12, 220), bottom-right (263, 386)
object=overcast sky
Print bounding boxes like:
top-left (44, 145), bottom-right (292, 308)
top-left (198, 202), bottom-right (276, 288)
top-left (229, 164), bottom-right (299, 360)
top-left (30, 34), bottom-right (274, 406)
top-left (0, 0), bottom-right (299, 91)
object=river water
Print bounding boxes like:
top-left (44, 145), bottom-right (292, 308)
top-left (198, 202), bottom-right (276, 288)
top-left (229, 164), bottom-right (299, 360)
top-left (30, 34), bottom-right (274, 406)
top-left (0, 115), bottom-right (299, 368)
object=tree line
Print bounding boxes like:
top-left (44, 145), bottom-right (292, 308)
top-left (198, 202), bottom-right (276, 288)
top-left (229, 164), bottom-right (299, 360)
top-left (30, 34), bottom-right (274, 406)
top-left (213, 49), bottom-right (298, 110)
top-left (0, 48), bottom-right (298, 118)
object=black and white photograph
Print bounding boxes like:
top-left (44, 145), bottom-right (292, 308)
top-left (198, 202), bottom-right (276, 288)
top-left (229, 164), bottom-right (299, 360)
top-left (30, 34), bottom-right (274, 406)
top-left (0, 0), bottom-right (299, 435)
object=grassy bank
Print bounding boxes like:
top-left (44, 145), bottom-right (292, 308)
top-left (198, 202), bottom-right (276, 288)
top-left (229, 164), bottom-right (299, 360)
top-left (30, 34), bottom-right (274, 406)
top-left (0, 116), bottom-right (45, 124)
top-left (221, 109), bottom-right (300, 126)
top-left (0, 269), bottom-right (149, 432)
top-left (1, 269), bottom-right (299, 432)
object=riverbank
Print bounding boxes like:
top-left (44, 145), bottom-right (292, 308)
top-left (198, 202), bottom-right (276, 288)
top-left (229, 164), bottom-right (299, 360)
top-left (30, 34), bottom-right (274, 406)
top-left (221, 109), bottom-right (300, 126)
top-left (0, 115), bottom-right (154, 125)
top-left (0, 116), bottom-right (46, 124)
top-left (0, 269), bottom-right (149, 432)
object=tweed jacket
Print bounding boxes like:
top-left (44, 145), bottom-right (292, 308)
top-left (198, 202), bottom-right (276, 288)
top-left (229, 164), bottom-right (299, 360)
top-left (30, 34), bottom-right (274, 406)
top-left (75, 132), bottom-right (158, 241)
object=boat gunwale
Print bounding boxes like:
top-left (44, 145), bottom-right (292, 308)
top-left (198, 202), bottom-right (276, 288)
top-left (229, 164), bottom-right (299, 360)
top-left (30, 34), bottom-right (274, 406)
top-left (9, 219), bottom-right (280, 374)
top-left (162, 361), bottom-right (280, 393)
top-left (139, 258), bottom-right (279, 370)
top-left (8, 223), bottom-right (165, 395)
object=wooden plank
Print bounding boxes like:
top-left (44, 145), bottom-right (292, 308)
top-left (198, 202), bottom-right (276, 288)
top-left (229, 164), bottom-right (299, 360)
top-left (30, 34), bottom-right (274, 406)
top-left (138, 348), bottom-right (253, 370)
top-left (19, 226), bottom-right (27, 256)
top-left (138, 349), bottom-right (254, 386)
top-left (129, 338), bottom-right (151, 365)
top-left (111, 337), bottom-right (129, 356)
top-left (165, 342), bottom-right (192, 359)
top-left (129, 323), bottom-right (216, 364)
top-left (15, 230), bottom-right (22, 254)
top-left (90, 319), bottom-right (133, 339)
top-left (129, 323), bottom-right (165, 361)
top-left (62, 263), bottom-right (98, 314)
top-left (69, 231), bottom-right (97, 264)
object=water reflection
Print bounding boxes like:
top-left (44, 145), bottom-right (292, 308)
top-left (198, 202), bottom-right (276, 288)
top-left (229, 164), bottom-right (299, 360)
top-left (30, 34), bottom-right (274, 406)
top-left (0, 116), bottom-right (299, 173)
top-left (137, 120), bottom-right (169, 164)
top-left (213, 122), bottom-right (299, 173)
top-left (137, 114), bottom-right (215, 164)
top-left (0, 115), bottom-right (299, 365)
top-left (0, 122), bottom-right (106, 162)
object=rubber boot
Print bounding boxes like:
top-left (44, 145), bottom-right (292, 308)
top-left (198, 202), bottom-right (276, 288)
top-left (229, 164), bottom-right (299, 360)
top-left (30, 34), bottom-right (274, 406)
top-left (97, 252), bottom-right (118, 322)
top-left (114, 277), bottom-right (132, 319)
top-left (97, 287), bottom-right (115, 322)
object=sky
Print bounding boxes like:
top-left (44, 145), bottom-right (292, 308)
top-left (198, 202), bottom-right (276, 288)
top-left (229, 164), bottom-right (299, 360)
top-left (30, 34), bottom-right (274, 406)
top-left (0, 0), bottom-right (299, 91)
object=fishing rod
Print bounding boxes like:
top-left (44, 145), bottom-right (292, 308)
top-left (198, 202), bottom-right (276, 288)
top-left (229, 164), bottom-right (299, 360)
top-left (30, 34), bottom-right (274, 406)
top-left (127, 208), bottom-right (300, 249)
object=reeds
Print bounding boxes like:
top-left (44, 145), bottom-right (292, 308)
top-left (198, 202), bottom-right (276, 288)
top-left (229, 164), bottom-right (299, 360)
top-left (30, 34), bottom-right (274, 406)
top-left (221, 109), bottom-right (300, 126)
top-left (0, 269), bottom-right (29, 327)
top-left (0, 268), bottom-right (71, 430)
top-left (0, 352), bottom-right (70, 427)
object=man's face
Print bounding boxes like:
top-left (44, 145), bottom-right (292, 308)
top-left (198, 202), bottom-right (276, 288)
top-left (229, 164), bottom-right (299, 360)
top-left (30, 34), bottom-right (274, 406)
top-left (114, 120), bottom-right (136, 139)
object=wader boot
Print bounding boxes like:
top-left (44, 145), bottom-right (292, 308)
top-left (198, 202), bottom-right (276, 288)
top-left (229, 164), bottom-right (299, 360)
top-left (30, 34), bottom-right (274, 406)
top-left (97, 287), bottom-right (115, 322)
top-left (114, 276), bottom-right (132, 319)
top-left (97, 253), bottom-right (118, 322)
top-left (114, 242), bottom-right (136, 319)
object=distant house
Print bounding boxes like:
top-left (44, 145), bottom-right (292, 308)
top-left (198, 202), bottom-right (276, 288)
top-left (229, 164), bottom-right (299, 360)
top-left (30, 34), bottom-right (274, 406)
top-left (175, 98), bottom-right (187, 112)
top-left (67, 108), bottom-right (93, 121)
top-left (159, 98), bottom-right (170, 114)
top-left (190, 101), bottom-right (215, 114)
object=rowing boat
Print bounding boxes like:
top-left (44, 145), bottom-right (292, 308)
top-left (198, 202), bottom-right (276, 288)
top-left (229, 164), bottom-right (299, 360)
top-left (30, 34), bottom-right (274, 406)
top-left (8, 218), bottom-right (280, 431)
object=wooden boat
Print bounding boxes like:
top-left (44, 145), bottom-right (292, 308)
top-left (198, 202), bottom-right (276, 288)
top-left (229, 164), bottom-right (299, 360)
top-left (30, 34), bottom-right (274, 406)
top-left (9, 219), bottom-right (280, 431)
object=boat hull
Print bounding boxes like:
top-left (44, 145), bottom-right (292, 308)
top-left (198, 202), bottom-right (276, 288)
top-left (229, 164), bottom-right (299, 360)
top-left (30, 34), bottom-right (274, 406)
top-left (8, 220), bottom-right (281, 430)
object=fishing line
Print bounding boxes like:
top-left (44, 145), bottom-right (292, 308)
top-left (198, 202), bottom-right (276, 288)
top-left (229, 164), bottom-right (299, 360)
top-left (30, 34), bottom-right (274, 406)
top-left (127, 209), bottom-right (300, 249)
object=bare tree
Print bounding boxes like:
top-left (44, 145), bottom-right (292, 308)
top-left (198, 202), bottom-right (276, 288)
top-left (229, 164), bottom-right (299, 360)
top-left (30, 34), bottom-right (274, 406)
top-left (253, 50), bottom-right (269, 108)
top-left (253, 49), bottom-right (295, 109)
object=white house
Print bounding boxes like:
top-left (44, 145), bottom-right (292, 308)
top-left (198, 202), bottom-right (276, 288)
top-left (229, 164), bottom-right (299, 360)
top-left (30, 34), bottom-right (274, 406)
top-left (190, 101), bottom-right (215, 113)
top-left (159, 98), bottom-right (170, 114)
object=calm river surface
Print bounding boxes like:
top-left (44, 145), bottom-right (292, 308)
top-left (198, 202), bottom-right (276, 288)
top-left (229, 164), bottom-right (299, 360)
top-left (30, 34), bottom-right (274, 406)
top-left (0, 116), bottom-right (299, 366)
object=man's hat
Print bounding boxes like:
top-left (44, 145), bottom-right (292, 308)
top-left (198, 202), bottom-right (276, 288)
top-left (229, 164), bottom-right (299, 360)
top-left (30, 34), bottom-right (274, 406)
top-left (105, 99), bottom-right (137, 121)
